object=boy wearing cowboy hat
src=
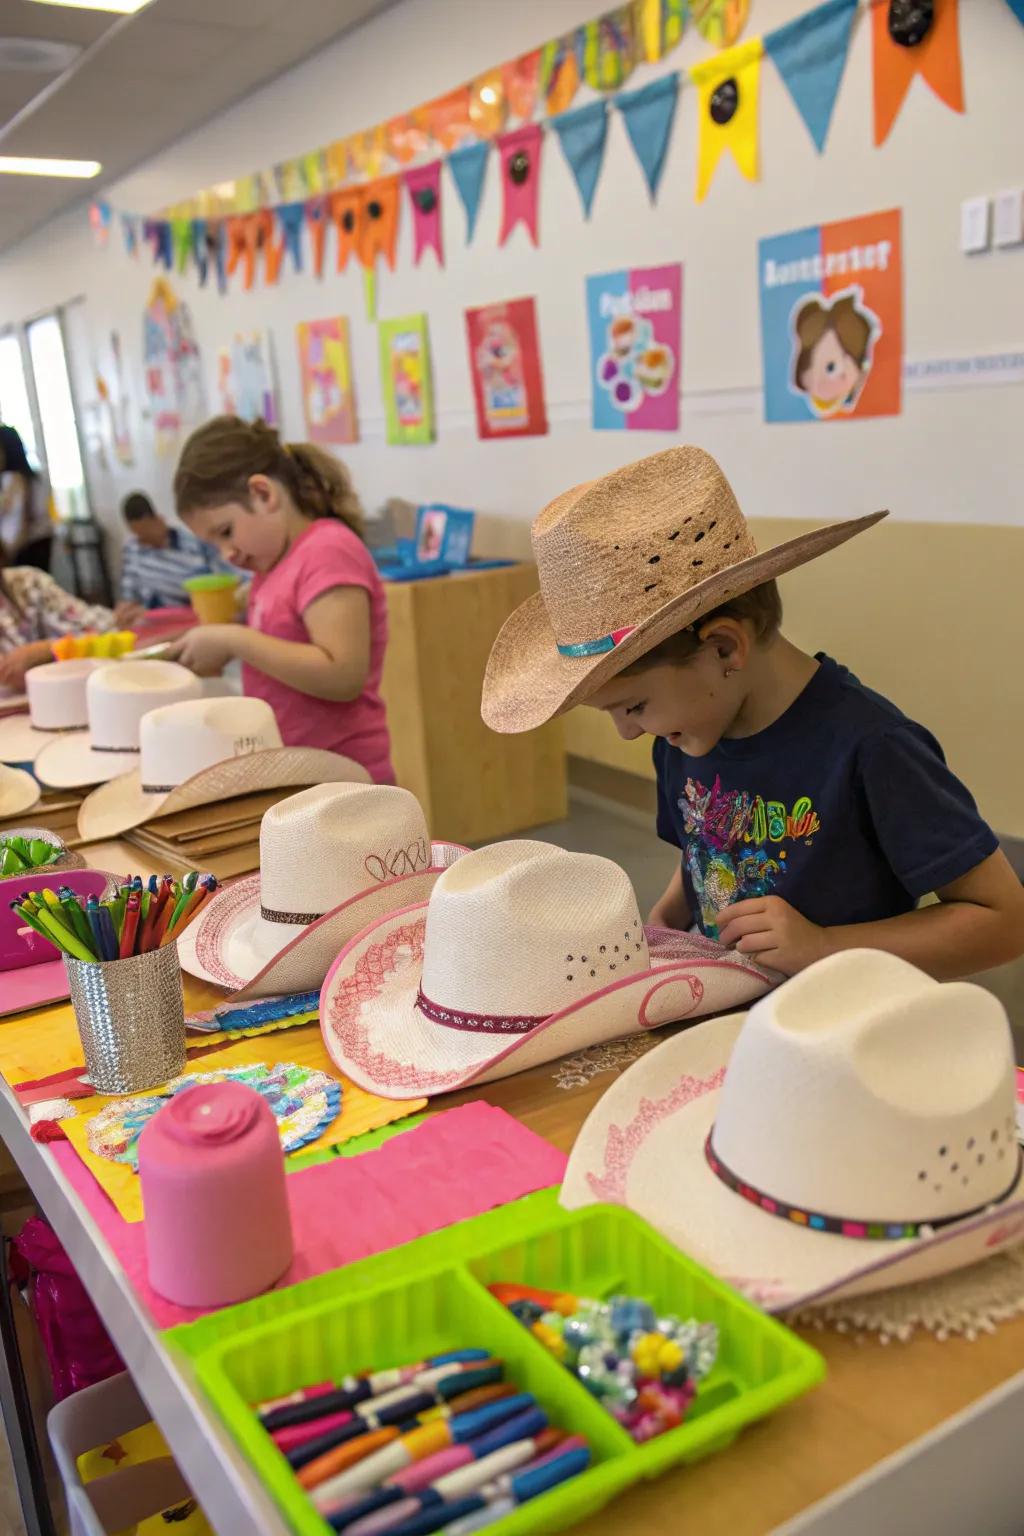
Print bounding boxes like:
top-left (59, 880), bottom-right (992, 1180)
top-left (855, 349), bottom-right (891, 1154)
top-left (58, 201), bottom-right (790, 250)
top-left (482, 447), bottom-right (1024, 981)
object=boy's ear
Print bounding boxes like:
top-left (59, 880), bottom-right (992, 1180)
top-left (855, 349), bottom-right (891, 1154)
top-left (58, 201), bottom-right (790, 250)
top-left (696, 616), bottom-right (750, 668)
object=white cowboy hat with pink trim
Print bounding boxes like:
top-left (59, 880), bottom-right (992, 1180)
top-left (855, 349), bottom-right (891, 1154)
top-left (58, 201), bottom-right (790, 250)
top-left (178, 781), bottom-right (467, 1000)
top-left (0, 658), bottom-right (104, 766)
top-left (35, 660), bottom-right (201, 789)
top-left (319, 839), bottom-right (774, 1098)
top-left (562, 950), bottom-right (1024, 1313)
top-left (76, 694), bottom-right (370, 842)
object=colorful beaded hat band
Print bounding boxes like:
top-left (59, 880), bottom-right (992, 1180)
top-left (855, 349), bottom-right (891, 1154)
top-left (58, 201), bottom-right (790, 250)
top-left (704, 1132), bottom-right (1024, 1241)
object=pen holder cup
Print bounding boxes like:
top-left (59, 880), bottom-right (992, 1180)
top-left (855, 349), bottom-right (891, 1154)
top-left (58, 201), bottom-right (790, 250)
top-left (64, 944), bottom-right (187, 1095)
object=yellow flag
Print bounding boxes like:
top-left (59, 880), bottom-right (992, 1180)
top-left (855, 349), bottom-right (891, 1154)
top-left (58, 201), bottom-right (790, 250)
top-left (690, 36), bottom-right (763, 203)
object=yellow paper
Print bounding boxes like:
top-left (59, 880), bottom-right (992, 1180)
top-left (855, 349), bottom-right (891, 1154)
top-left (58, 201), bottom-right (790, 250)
top-left (690, 37), bottom-right (763, 204)
top-left (0, 1003), bottom-right (85, 1087)
top-left (78, 1421), bottom-right (213, 1535)
top-left (60, 1025), bottom-right (425, 1223)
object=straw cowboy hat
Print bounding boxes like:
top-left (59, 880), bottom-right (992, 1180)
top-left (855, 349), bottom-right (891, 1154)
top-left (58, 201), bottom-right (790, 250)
top-left (77, 695), bottom-right (370, 842)
top-left (0, 764), bottom-right (39, 819)
top-left (34, 660), bottom-right (201, 789)
top-left (178, 782), bottom-right (467, 1000)
top-left (320, 839), bottom-right (774, 1098)
top-left (0, 659), bottom-right (104, 766)
top-left (481, 446), bottom-right (886, 733)
top-left (562, 950), bottom-right (1024, 1314)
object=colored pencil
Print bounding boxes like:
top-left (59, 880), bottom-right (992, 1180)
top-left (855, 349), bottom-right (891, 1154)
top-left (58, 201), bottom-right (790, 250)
top-left (119, 895), bottom-right (141, 959)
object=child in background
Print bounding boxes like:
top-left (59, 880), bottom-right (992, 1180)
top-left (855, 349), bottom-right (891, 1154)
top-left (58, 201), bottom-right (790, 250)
top-left (482, 446), bottom-right (1024, 981)
top-left (119, 490), bottom-right (243, 611)
top-left (168, 417), bottom-right (393, 785)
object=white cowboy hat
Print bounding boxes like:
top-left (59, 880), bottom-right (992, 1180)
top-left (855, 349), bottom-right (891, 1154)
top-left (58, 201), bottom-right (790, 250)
top-left (320, 839), bottom-right (774, 1099)
top-left (562, 950), bottom-right (1024, 1314)
top-left (178, 782), bottom-right (467, 1000)
top-left (0, 659), bottom-right (103, 766)
top-left (34, 661), bottom-right (201, 789)
top-left (0, 764), bottom-right (39, 819)
top-left (76, 695), bottom-right (370, 842)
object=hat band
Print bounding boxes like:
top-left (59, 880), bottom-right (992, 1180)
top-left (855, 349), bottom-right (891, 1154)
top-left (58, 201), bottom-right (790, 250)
top-left (556, 626), bottom-right (637, 659)
top-left (416, 988), bottom-right (546, 1036)
top-left (260, 904), bottom-right (324, 926)
top-left (141, 782), bottom-right (179, 794)
top-left (92, 743), bottom-right (141, 754)
top-left (28, 722), bottom-right (87, 734)
top-left (705, 1132), bottom-right (1023, 1240)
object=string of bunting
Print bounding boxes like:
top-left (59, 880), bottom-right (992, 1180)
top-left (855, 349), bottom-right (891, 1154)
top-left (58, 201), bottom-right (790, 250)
top-left (87, 0), bottom-right (978, 292)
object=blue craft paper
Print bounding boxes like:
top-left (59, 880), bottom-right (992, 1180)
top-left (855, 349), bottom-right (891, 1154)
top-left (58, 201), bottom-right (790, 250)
top-left (552, 99), bottom-right (609, 219)
top-left (616, 73), bottom-right (680, 201)
top-left (765, 0), bottom-right (858, 155)
top-left (278, 202), bottom-right (306, 272)
top-left (448, 141), bottom-right (490, 243)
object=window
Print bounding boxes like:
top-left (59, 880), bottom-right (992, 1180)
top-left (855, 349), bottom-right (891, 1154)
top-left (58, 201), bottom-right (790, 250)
top-left (26, 312), bottom-right (88, 521)
top-left (0, 331), bottom-right (39, 466)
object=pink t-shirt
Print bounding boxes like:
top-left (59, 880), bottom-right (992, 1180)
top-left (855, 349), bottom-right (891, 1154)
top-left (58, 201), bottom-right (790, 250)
top-left (244, 519), bottom-right (394, 784)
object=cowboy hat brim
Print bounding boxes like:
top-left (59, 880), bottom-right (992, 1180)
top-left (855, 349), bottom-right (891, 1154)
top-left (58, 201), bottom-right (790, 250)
top-left (34, 733), bottom-right (140, 789)
top-left (76, 746), bottom-right (372, 842)
top-left (320, 906), bottom-right (774, 1099)
top-left (0, 765), bottom-right (40, 819)
top-left (562, 1019), bottom-right (1024, 1313)
top-left (483, 512), bottom-right (887, 733)
top-left (0, 716), bottom-right (77, 766)
top-left (178, 842), bottom-right (469, 1000)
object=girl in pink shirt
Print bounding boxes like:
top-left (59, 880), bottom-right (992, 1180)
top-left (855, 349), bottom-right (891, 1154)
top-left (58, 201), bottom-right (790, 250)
top-left (168, 416), bottom-right (393, 784)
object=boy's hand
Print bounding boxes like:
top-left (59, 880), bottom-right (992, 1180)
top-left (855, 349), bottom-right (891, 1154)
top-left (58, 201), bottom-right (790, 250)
top-left (718, 895), bottom-right (832, 976)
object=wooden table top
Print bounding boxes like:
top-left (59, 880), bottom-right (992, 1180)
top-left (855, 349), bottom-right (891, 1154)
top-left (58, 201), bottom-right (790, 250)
top-left (80, 838), bottom-right (1024, 1535)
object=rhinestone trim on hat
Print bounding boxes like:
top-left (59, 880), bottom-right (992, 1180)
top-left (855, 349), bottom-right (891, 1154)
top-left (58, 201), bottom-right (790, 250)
top-left (260, 904), bottom-right (324, 926)
top-left (704, 1132), bottom-right (1024, 1240)
top-left (416, 988), bottom-right (546, 1035)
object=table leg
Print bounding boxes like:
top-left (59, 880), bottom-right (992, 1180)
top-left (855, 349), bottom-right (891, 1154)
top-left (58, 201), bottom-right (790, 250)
top-left (0, 1236), bottom-right (58, 1536)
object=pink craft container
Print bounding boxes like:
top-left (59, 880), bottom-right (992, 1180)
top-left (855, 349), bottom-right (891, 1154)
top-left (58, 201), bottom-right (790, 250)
top-left (139, 1082), bottom-right (293, 1310)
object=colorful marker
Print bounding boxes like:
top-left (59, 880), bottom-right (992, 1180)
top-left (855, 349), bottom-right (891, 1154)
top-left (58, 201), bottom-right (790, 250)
top-left (285, 1387), bottom-right (515, 1471)
top-left (260, 1352), bottom-right (492, 1432)
top-left (384, 1407), bottom-right (549, 1496)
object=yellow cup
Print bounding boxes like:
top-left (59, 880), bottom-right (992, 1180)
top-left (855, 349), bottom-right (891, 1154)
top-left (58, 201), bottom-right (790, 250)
top-left (184, 575), bottom-right (239, 625)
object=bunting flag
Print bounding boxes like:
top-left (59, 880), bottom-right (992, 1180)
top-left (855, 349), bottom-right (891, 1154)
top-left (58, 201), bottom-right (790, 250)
top-left (192, 219), bottom-right (209, 285)
top-left (348, 124), bottom-right (387, 178)
top-left (448, 140), bottom-right (490, 243)
top-left (503, 49), bottom-right (541, 118)
top-left (872, 0), bottom-right (964, 146)
top-left (469, 69), bottom-right (507, 136)
top-left (276, 202), bottom-right (306, 275)
top-left (144, 219), bottom-right (172, 271)
top-left (387, 110), bottom-right (430, 164)
top-left (88, 200), bottom-right (112, 246)
top-left (692, 0), bottom-right (750, 48)
top-left (691, 37), bottom-right (763, 202)
top-left (330, 187), bottom-right (364, 272)
top-left (357, 176), bottom-right (401, 271)
top-left (1003, 0), bottom-right (1024, 24)
top-left (497, 124), bottom-right (544, 246)
top-left (405, 162), bottom-right (444, 265)
top-left (540, 34), bottom-right (581, 114)
top-left (616, 72), bottom-right (680, 200)
top-left (428, 87), bottom-right (474, 151)
top-left (325, 140), bottom-right (349, 187)
top-left (242, 209), bottom-right (275, 290)
top-left (552, 100), bottom-right (609, 219)
top-left (120, 213), bottom-right (138, 258)
top-left (200, 220), bottom-right (227, 293)
top-left (765, 0), bottom-right (858, 154)
top-left (634, 0), bottom-right (687, 62)
top-left (302, 150), bottom-right (326, 194)
top-left (581, 6), bottom-right (637, 90)
top-left (306, 197), bottom-right (328, 278)
top-left (170, 216), bottom-right (192, 274)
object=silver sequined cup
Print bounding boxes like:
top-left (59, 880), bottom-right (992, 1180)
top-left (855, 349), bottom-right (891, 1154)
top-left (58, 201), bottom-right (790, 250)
top-left (64, 944), bottom-right (187, 1094)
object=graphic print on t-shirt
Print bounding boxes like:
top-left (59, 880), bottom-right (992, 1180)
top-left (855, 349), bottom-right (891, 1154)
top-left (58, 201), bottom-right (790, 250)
top-left (681, 775), bottom-right (821, 938)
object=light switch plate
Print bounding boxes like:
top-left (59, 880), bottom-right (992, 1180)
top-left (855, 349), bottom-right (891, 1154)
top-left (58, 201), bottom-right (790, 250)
top-left (993, 189), bottom-right (1024, 249)
top-left (960, 196), bottom-right (990, 254)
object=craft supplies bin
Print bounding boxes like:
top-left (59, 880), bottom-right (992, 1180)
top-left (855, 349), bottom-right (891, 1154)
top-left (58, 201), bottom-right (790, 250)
top-left (168, 1194), bottom-right (824, 1536)
top-left (65, 943), bottom-right (186, 1094)
top-left (48, 1371), bottom-right (198, 1536)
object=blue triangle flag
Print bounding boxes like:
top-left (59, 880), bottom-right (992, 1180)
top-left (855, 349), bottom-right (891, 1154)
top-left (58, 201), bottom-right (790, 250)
top-left (552, 100), bottom-right (608, 219)
top-left (1002, 0), bottom-right (1024, 23)
top-left (278, 202), bottom-right (306, 272)
top-left (192, 219), bottom-right (208, 286)
top-left (616, 73), bottom-right (679, 201)
top-left (448, 141), bottom-right (490, 243)
top-left (765, 0), bottom-right (858, 155)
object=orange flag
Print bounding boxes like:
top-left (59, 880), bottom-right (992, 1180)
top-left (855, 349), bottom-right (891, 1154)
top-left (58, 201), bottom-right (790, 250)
top-left (224, 216), bottom-right (248, 284)
top-left (330, 186), bottom-right (365, 272)
top-left (358, 175), bottom-right (401, 271)
top-left (872, 0), bottom-right (964, 147)
top-left (241, 209), bottom-right (275, 290)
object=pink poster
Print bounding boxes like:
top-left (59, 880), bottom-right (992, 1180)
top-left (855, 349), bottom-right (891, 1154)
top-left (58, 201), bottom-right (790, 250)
top-left (586, 262), bottom-right (683, 432)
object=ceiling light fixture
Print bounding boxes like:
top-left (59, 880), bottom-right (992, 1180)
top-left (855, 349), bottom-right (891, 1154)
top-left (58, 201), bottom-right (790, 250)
top-left (26, 0), bottom-right (153, 13)
top-left (0, 156), bottom-right (101, 177)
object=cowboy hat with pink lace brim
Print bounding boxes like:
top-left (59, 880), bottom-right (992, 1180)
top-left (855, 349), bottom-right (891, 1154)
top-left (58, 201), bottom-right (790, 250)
top-left (319, 839), bottom-right (775, 1099)
top-left (562, 950), bottom-right (1024, 1314)
top-left (178, 782), bottom-right (468, 1001)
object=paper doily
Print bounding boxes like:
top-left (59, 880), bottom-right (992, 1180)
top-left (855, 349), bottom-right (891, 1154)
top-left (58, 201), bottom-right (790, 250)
top-left (86, 1063), bottom-right (341, 1169)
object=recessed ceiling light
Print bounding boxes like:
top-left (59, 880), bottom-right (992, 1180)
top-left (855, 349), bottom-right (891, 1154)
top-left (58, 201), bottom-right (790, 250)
top-left (0, 38), bottom-right (82, 71)
top-left (0, 156), bottom-right (101, 178)
top-left (27, 0), bottom-right (153, 13)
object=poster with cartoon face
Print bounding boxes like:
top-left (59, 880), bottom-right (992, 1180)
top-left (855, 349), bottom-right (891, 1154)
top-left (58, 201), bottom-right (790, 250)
top-left (759, 208), bottom-right (902, 422)
top-left (586, 264), bottom-right (682, 432)
top-left (465, 297), bottom-right (547, 440)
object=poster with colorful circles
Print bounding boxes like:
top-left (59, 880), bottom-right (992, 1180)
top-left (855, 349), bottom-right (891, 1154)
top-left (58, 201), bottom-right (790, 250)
top-left (758, 208), bottom-right (903, 423)
top-left (586, 263), bottom-right (682, 432)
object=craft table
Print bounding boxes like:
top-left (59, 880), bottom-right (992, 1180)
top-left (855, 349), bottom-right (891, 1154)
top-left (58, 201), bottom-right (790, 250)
top-left (1, 835), bottom-right (1024, 1536)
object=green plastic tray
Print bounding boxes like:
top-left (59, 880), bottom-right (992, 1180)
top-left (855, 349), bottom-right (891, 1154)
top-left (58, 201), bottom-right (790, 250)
top-left (168, 1193), bottom-right (824, 1536)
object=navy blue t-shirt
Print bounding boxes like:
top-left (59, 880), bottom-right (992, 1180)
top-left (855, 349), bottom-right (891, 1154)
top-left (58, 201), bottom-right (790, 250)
top-left (654, 655), bottom-right (998, 939)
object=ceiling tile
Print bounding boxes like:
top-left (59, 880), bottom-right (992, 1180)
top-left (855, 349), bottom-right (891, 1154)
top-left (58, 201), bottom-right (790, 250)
top-left (94, 16), bottom-right (242, 80)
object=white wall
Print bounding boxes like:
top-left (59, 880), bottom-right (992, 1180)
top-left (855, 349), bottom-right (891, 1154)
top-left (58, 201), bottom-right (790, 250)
top-left (1, 0), bottom-right (1022, 565)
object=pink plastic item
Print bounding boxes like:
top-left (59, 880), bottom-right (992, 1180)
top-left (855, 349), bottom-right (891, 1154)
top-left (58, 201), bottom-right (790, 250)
top-left (138, 1081), bottom-right (293, 1308)
top-left (10, 1217), bottom-right (123, 1401)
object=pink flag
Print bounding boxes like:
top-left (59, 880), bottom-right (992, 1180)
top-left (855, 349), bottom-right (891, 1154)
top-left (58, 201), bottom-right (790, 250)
top-left (497, 123), bottom-right (543, 247)
top-left (404, 161), bottom-right (443, 267)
